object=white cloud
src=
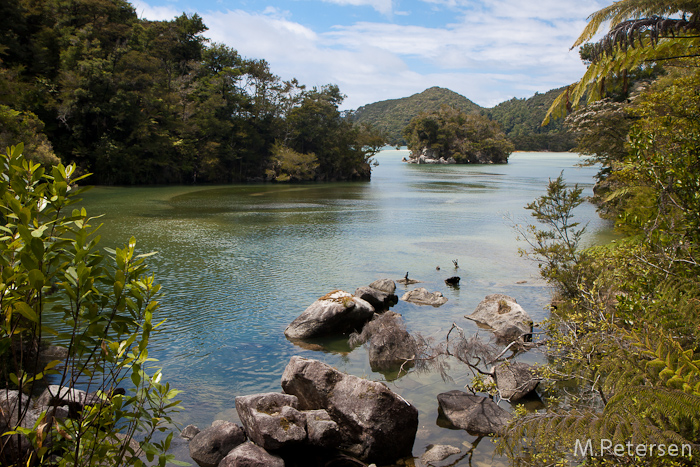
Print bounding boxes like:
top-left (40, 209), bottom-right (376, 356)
top-left (322, 0), bottom-right (393, 15)
top-left (132, 1), bottom-right (182, 20)
top-left (133, 0), bottom-right (609, 110)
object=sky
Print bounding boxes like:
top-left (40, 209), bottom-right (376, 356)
top-left (131, 0), bottom-right (608, 110)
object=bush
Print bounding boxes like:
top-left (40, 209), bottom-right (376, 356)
top-left (0, 144), bottom-right (182, 466)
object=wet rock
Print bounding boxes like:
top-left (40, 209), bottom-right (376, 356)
top-left (494, 362), bottom-right (539, 401)
top-left (368, 279), bottom-right (396, 294)
top-left (401, 288), bottom-right (448, 307)
top-left (219, 441), bottom-right (284, 467)
top-left (421, 444), bottom-right (461, 464)
top-left (281, 356), bottom-right (418, 464)
top-left (436, 390), bottom-right (510, 435)
top-left (181, 424), bottom-right (200, 440)
top-left (350, 312), bottom-right (417, 372)
top-left (465, 294), bottom-right (532, 339)
top-left (284, 290), bottom-right (375, 340)
top-left (354, 286), bottom-right (397, 311)
top-left (188, 421), bottom-right (246, 467)
top-left (235, 392), bottom-right (306, 451)
top-left (304, 409), bottom-right (342, 448)
top-left (36, 385), bottom-right (87, 417)
top-left (444, 276), bottom-right (460, 285)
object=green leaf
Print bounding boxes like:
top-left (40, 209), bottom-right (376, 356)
top-left (14, 301), bottom-right (39, 323)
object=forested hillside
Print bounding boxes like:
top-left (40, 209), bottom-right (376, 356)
top-left (0, 0), bottom-right (381, 184)
top-left (484, 87), bottom-right (575, 151)
top-left (349, 87), bottom-right (480, 146)
top-left (350, 86), bottom-right (575, 151)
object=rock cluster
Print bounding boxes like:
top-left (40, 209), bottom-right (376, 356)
top-left (187, 356), bottom-right (419, 467)
top-left (403, 149), bottom-right (457, 165)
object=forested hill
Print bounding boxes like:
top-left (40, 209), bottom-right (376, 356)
top-left (350, 86), bottom-right (575, 151)
top-left (349, 87), bottom-right (480, 146)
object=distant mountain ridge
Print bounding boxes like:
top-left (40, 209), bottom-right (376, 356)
top-left (349, 86), bottom-right (575, 151)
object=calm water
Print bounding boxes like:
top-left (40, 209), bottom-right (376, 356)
top-left (75, 149), bottom-right (611, 466)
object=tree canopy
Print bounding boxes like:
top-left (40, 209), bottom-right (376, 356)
top-left (403, 105), bottom-right (514, 164)
top-left (0, 0), bottom-right (381, 184)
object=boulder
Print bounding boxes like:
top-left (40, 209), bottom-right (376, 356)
top-left (281, 356), bottom-right (418, 464)
top-left (284, 291), bottom-right (375, 340)
top-left (235, 393), bottom-right (306, 451)
top-left (304, 409), bottom-right (342, 448)
top-left (444, 276), bottom-right (460, 285)
top-left (437, 390), bottom-right (510, 435)
top-left (354, 286), bottom-right (397, 311)
top-left (180, 424), bottom-right (200, 440)
top-left (421, 444), bottom-right (461, 464)
top-left (465, 294), bottom-right (532, 338)
top-left (188, 421), bottom-right (246, 467)
top-left (349, 312), bottom-right (417, 372)
top-left (401, 288), bottom-right (448, 307)
top-left (368, 279), bottom-right (396, 294)
top-left (36, 385), bottom-right (87, 416)
top-left (219, 442), bottom-right (285, 467)
top-left (494, 362), bottom-right (539, 401)
top-left (0, 390), bottom-right (31, 428)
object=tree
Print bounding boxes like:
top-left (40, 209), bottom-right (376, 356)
top-left (545, 0), bottom-right (700, 123)
top-left (403, 105), bottom-right (513, 163)
top-left (0, 144), bottom-right (181, 466)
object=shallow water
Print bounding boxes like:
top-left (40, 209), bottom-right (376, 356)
top-left (74, 149), bottom-right (612, 466)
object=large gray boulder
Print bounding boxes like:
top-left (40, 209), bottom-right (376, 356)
top-left (354, 286), bottom-right (397, 311)
top-left (437, 390), bottom-right (511, 435)
top-left (368, 279), bottom-right (396, 294)
top-left (284, 291), bottom-right (375, 340)
top-left (188, 421), bottom-right (246, 467)
top-left (465, 294), bottom-right (532, 338)
top-left (304, 409), bottom-right (342, 448)
top-left (494, 362), bottom-right (540, 401)
top-left (219, 442), bottom-right (285, 467)
top-left (36, 385), bottom-right (87, 416)
top-left (401, 288), bottom-right (447, 307)
top-left (350, 312), bottom-right (417, 372)
top-left (281, 356), bottom-right (418, 464)
top-left (235, 393), bottom-right (306, 451)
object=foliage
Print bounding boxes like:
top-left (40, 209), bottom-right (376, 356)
top-left (545, 0), bottom-right (698, 123)
top-left (265, 143), bottom-right (318, 182)
top-left (0, 0), bottom-right (380, 184)
top-left (0, 144), bottom-right (182, 466)
top-left (350, 87), bottom-right (481, 146)
top-left (403, 105), bottom-right (514, 164)
top-left (0, 105), bottom-right (59, 167)
top-left (350, 85), bottom-right (575, 151)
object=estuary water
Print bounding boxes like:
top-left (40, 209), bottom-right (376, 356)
top-left (75, 149), bottom-right (612, 466)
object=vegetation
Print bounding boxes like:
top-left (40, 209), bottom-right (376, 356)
top-left (349, 87), bottom-right (481, 147)
top-left (0, 143), bottom-right (181, 466)
top-left (484, 87), bottom-right (576, 152)
top-left (0, 0), bottom-right (381, 184)
top-left (403, 105), bottom-right (513, 163)
top-left (350, 86), bottom-right (575, 151)
top-left (498, 1), bottom-right (700, 465)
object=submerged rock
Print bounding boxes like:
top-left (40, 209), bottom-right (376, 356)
top-left (465, 294), bottom-right (532, 339)
top-left (401, 288), bottom-right (448, 307)
top-left (284, 290), bottom-right (375, 340)
top-left (437, 390), bottom-right (510, 435)
top-left (281, 356), bottom-right (418, 464)
top-left (421, 444), bottom-right (462, 464)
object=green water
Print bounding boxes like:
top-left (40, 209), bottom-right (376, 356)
top-left (75, 149), bottom-right (612, 466)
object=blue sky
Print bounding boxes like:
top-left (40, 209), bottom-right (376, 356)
top-left (132, 0), bottom-right (607, 110)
